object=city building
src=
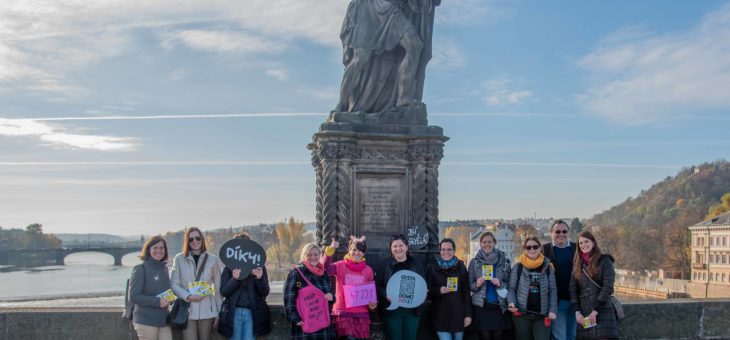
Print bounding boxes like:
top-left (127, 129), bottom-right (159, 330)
top-left (688, 211), bottom-right (730, 298)
top-left (470, 222), bottom-right (520, 263)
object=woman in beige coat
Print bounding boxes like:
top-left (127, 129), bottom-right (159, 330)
top-left (171, 227), bottom-right (224, 340)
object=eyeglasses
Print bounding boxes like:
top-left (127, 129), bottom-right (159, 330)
top-left (524, 245), bottom-right (540, 250)
top-left (188, 236), bottom-right (202, 242)
top-left (553, 230), bottom-right (568, 234)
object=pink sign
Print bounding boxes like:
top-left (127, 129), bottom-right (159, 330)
top-left (296, 285), bottom-right (330, 333)
top-left (343, 281), bottom-right (376, 308)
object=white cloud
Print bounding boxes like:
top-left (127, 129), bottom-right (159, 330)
top-left (430, 37), bottom-right (466, 69)
top-left (483, 77), bottom-right (533, 107)
top-left (578, 4), bottom-right (730, 124)
top-left (0, 118), bottom-right (136, 151)
top-left (162, 29), bottom-right (287, 54)
top-left (266, 68), bottom-right (289, 81)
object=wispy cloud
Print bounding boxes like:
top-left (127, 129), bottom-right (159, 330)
top-left (578, 4), bottom-right (730, 124)
top-left (266, 68), bottom-right (289, 81)
top-left (162, 29), bottom-right (286, 54)
top-left (430, 37), bottom-right (466, 69)
top-left (0, 118), bottom-right (136, 151)
top-left (444, 161), bottom-right (680, 170)
top-left (483, 77), bottom-right (533, 107)
top-left (0, 160), bottom-right (308, 166)
top-left (29, 112), bottom-right (326, 121)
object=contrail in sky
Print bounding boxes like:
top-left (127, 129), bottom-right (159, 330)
top-left (30, 113), bottom-right (327, 121)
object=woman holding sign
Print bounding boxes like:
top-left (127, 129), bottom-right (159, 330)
top-left (218, 232), bottom-right (271, 340)
top-left (375, 234), bottom-right (426, 340)
top-left (171, 227), bottom-right (224, 340)
top-left (284, 242), bottom-right (336, 339)
top-left (129, 235), bottom-right (173, 340)
top-left (322, 236), bottom-right (377, 340)
top-left (506, 236), bottom-right (557, 340)
top-left (569, 231), bottom-right (619, 340)
top-left (426, 238), bottom-right (472, 340)
top-left (468, 231), bottom-right (511, 340)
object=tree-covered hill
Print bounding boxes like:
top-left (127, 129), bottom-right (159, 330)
top-left (585, 160), bottom-right (730, 276)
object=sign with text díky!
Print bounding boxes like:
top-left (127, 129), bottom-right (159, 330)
top-left (406, 224), bottom-right (429, 249)
top-left (219, 239), bottom-right (266, 279)
top-left (385, 270), bottom-right (427, 310)
top-left (343, 281), bottom-right (376, 308)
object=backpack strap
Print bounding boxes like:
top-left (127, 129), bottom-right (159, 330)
top-left (294, 266), bottom-right (314, 287)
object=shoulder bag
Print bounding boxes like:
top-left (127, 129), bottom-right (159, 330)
top-left (582, 268), bottom-right (625, 320)
top-left (170, 253), bottom-right (209, 329)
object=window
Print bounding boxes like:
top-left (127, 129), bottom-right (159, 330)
top-left (711, 237), bottom-right (715, 246)
top-left (723, 237), bottom-right (727, 246)
top-left (723, 273), bottom-right (727, 283)
top-left (723, 254), bottom-right (728, 264)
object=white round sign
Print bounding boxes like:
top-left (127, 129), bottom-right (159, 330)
top-left (385, 270), bottom-right (427, 310)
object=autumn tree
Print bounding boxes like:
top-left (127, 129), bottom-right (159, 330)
top-left (266, 217), bottom-right (306, 268)
top-left (707, 192), bottom-right (730, 219)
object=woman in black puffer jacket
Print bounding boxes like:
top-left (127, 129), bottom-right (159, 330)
top-left (569, 231), bottom-right (619, 340)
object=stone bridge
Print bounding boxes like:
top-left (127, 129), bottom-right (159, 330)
top-left (0, 247), bottom-right (139, 266)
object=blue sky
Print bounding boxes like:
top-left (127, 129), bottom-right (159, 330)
top-left (1, 0), bottom-right (729, 235)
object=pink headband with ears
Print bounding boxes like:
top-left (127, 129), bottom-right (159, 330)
top-left (349, 235), bottom-right (366, 244)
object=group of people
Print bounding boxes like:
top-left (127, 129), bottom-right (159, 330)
top-left (127, 220), bottom-right (620, 340)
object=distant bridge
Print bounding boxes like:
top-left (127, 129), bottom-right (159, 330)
top-left (0, 246), bottom-right (140, 266)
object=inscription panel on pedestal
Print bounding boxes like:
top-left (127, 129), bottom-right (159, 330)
top-left (353, 168), bottom-right (411, 249)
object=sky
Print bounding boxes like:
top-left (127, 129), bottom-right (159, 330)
top-left (1, 0), bottom-right (729, 236)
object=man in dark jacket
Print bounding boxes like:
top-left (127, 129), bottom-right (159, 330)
top-left (542, 220), bottom-right (577, 340)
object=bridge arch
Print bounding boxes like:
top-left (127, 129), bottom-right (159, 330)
top-left (58, 247), bottom-right (141, 266)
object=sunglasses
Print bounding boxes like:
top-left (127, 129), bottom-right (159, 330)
top-left (188, 236), bottom-right (202, 242)
top-left (553, 230), bottom-right (568, 234)
top-left (524, 245), bottom-right (540, 250)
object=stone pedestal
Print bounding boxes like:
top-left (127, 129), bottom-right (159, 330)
top-left (308, 120), bottom-right (448, 259)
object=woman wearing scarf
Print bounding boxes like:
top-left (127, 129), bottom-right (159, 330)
top-left (426, 238), bottom-right (472, 340)
top-left (507, 236), bottom-right (557, 340)
top-left (569, 231), bottom-right (619, 340)
top-left (468, 231), bottom-right (511, 340)
top-left (322, 236), bottom-right (377, 340)
top-left (284, 243), bottom-right (336, 339)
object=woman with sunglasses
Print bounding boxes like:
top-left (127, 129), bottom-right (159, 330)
top-left (507, 236), bottom-right (557, 340)
top-left (171, 227), bottom-right (224, 340)
top-left (569, 231), bottom-right (619, 340)
top-left (426, 238), bottom-right (472, 340)
top-left (219, 232), bottom-right (271, 340)
top-left (129, 235), bottom-right (172, 340)
top-left (468, 231), bottom-right (511, 340)
top-left (375, 234), bottom-right (425, 340)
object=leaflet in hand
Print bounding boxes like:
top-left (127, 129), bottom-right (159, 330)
top-left (157, 289), bottom-right (177, 303)
top-left (482, 265), bottom-right (493, 280)
top-left (446, 277), bottom-right (458, 292)
top-left (188, 281), bottom-right (215, 297)
top-left (582, 317), bottom-right (597, 329)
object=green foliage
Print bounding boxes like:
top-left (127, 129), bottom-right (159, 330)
top-left (586, 160), bottom-right (730, 275)
top-left (706, 192), bottom-right (730, 219)
top-left (0, 224), bottom-right (62, 250)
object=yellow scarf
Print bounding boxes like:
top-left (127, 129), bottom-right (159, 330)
top-left (344, 253), bottom-right (366, 263)
top-left (518, 253), bottom-right (545, 270)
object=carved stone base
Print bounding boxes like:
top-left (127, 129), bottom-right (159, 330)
top-left (308, 121), bottom-right (448, 262)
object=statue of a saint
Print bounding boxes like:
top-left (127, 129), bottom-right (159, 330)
top-left (333, 0), bottom-right (441, 117)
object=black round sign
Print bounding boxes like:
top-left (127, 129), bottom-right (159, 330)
top-left (219, 239), bottom-right (267, 279)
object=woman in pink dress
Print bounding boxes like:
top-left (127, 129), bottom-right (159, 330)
top-left (322, 236), bottom-right (378, 340)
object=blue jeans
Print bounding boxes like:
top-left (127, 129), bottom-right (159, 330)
top-left (437, 331), bottom-right (464, 340)
top-left (230, 308), bottom-right (253, 340)
top-left (550, 299), bottom-right (576, 340)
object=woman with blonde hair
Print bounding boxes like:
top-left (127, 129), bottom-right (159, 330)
top-left (284, 242), bottom-right (336, 339)
top-left (129, 235), bottom-right (172, 340)
top-left (170, 227), bottom-right (224, 340)
top-left (468, 231), bottom-right (511, 340)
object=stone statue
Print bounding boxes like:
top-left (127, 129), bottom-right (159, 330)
top-left (332, 0), bottom-right (441, 121)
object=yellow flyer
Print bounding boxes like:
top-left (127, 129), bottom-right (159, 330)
top-left (157, 289), bottom-right (176, 303)
top-left (482, 265), bottom-right (493, 280)
top-left (582, 317), bottom-right (597, 329)
top-left (446, 277), bottom-right (458, 292)
top-left (188, 281), bottom-right (215, 297)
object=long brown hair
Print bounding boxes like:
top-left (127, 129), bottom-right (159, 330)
top-left (139, 235), bottom-right (168, 261)
top-left (572, 230), bottom-right (602, 280)
top-left (182, 227), bottom-right (207, 256)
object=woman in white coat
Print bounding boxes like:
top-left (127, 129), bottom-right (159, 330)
top-left (171, 227), bottom-right (224, 340)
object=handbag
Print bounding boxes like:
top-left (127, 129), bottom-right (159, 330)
top-left (294, 267), bottom-right (331, 333)
top-left (169, 253), bottom-right (210, 329)
top-left (582, 268), bottom-right (625, 320)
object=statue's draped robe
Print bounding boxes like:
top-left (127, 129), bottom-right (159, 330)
top-left (335, 0), bottom-right (440, 114)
